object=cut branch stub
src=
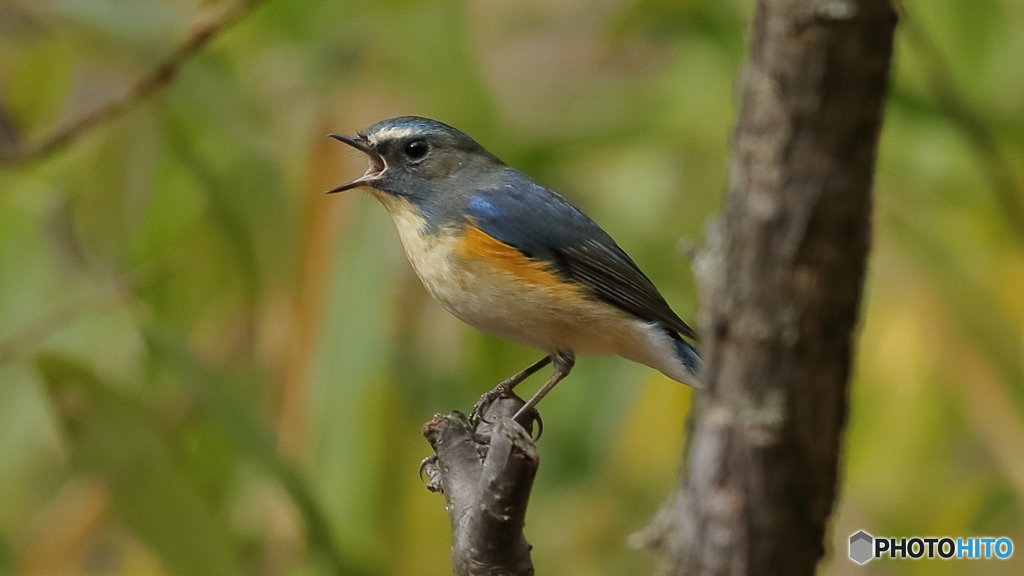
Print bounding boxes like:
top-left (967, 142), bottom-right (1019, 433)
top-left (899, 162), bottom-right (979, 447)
top-left (422, 396), bottom-right (537, 576)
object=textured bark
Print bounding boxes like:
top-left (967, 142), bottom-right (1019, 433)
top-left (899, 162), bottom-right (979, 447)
top-left (637, 1), bottom-right (897, 574)
top-left (422, 396), bottom-right (537, 576)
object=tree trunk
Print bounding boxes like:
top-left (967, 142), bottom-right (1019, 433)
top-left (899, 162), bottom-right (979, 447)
top-left (637, 1), bottom-right (898, 574)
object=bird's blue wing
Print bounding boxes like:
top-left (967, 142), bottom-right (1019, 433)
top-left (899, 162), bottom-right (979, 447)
top-left (464, 175), bottom-right (698, 341)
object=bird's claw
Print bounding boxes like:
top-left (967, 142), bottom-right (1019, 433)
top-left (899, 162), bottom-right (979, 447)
top-left (513, 406), bottom-right (543, 440)
top-left (470, 385), bottom-right (543, 440)
top-left (469, 385), bottom-right (511, 426)
top-left (449, 409), bottom-right (471, 427)
top-left (419, 455), bottom-right (442, 492)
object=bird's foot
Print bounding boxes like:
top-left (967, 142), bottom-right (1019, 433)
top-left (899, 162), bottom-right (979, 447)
top-left (468, 386), bottom-right (542, 439)
top-left (469, 384), bottom-right (511, 426)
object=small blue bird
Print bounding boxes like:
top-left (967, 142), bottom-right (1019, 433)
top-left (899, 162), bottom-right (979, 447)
top-left (329, 116), bottom-right (700, 421)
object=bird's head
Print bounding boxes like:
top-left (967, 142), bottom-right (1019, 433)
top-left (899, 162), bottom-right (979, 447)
top-left (328, 116), bottom-right (503, 200)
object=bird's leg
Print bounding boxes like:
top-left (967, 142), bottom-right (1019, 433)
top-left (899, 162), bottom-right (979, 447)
top-left (497, 355), bottom-right (553, 394)
top-left (471, 356), bottom-right (552, 423)
top-left (513, 351), bottom-right (575, 425)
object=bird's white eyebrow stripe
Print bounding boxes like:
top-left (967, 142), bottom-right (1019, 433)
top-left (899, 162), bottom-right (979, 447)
top-left (370, 127), bottom-right (420, 143)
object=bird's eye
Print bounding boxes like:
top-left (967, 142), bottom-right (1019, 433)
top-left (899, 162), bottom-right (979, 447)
top-left (404, 139), bottom-right (429, 160)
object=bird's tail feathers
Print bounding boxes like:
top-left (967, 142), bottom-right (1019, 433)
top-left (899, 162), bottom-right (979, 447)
top-left (669, 331), bottom-right (701, 384)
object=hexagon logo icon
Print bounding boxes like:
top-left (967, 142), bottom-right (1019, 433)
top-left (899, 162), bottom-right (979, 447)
top-left (849, 531), bottom-right (873, 564)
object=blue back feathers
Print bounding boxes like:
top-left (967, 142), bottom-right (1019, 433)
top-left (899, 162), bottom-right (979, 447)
top-left (462, 171), bottom-right (699, 342)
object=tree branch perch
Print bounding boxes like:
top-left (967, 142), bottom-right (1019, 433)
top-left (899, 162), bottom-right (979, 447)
top-left (422, 396), bottom-right (538, 576)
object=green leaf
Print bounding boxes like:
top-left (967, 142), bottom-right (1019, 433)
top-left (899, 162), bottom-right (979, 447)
top-left (37, 353), bottom-right (243, 576)
top-left (141, 325), bottom-right (374, 576)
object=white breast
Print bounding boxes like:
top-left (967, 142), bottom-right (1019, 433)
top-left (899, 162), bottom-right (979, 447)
top-left (376, 194), bottom-right (468, 309)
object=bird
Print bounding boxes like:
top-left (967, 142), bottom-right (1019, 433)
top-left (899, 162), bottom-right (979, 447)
top-left (328, 116), bottom-right (700, 422)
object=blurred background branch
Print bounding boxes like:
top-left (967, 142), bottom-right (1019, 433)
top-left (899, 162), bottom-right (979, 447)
top-left (0, 0), bottom-right (266, 166)
top-left (901, 13), bottom-right (1024, 249)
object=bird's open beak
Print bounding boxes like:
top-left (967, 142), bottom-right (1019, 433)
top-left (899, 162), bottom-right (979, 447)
top-left (327, 134), bottom-right (386, 193)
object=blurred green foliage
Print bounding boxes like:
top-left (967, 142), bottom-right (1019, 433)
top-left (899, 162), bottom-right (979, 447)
top-left (0, 0), bottom-right (1022, 574)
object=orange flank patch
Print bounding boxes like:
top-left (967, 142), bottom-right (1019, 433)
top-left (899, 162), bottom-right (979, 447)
top-left (455, 225), bottom-right (572, 290)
